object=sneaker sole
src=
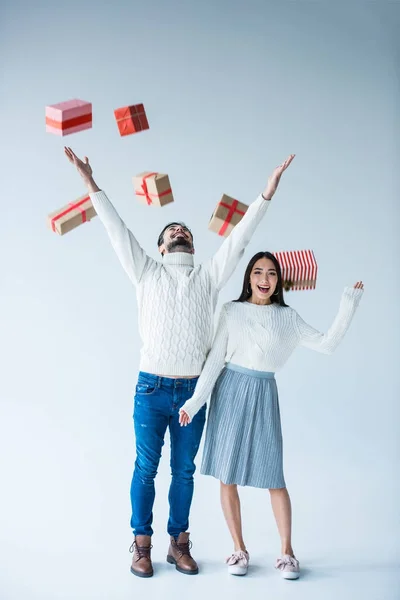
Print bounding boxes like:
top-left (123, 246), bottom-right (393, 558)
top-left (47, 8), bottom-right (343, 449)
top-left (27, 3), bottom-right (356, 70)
top-left (228, 566), bottom-right (248, 576)
top-left (130, 566), bottom-right (154, 578)
top-left (166, 554), bottom-right (199, 575)
top-left (281, 571), bottom-right (300, 580)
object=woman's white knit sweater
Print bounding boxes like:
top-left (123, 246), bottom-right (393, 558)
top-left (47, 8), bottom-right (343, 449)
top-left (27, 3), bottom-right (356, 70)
top-left (182, 287), bottom-right (364, 419)
top-left (89, 191), bottom-right (271, 376)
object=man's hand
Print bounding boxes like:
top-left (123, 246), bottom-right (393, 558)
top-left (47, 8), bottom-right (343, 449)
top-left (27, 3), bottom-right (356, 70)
top-left (64, 146), bottom-right (100, 193)
top-left (262, 154), bottom-right (295, 200)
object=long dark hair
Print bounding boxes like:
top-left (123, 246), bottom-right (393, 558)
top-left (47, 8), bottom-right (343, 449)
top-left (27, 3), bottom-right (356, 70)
top-left (234, 251), bottom-right (289, 306)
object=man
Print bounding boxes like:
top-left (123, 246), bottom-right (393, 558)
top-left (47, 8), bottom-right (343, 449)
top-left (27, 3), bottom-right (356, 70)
top-left (64, 147), bottom-right (294, 577)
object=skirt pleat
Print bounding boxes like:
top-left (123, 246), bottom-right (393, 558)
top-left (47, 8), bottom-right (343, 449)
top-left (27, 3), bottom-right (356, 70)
top-left (200, 363), bottom-right (286, 489)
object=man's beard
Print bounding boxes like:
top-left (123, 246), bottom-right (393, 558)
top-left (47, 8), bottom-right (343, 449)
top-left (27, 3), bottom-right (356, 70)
top-left (166, 236), bottom-right (193, 253)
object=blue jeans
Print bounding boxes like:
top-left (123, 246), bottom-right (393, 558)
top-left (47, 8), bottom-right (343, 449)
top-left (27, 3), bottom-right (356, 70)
top-left (130, 372), bottom-right (206, 538)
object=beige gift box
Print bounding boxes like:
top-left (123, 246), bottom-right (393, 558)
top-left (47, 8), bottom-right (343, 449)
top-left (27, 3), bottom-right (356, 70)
top-left (47, 194), bottom-right (97, 235)
top-left (133, 172), bottom-right (174, 207)
top-left (208, 194), bottom-right (248, 237)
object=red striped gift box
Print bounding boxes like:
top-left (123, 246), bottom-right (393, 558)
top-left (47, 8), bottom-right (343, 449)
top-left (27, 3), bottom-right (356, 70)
top-left (273, 250), bottom-right (318, 291)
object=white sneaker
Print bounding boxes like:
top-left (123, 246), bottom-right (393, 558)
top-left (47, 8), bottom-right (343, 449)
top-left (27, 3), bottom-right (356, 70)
top-left (275, 554), bottom-right (300, 579)
top-left (226, 550), bottom-right (250, 576)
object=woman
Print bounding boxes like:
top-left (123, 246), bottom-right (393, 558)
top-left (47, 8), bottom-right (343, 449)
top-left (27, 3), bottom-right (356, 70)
top-left (179, 252), bottom-right (364, 579)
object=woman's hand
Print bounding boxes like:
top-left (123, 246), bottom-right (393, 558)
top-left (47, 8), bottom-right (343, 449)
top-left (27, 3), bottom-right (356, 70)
top-left (353, 281), bottom-right (364, 290)
top-left (179, 409), bottom-right (191, 427)
top-left (263, 154), bottom-right (295, 200)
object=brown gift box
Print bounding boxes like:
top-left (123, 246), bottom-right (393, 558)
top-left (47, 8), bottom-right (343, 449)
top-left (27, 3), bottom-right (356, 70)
top-left (133, 172), bottom-right (174, 208)
top-left (47, 194), bottom-right (97, 235)
top-left (208, 194), bottom-right (248, 237)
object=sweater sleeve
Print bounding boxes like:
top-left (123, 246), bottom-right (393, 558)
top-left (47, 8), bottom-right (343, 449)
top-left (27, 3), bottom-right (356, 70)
top-left (294, 287), bottom-right (364, 354)
top-left (181, 305), bottom-right (230, 420)
top-left (204, 195), bottom-right (271, 290)
top-left (90, 191), bottom-right (153, 285)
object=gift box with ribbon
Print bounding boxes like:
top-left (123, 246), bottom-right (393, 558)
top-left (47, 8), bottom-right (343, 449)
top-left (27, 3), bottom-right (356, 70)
top-left (133, 172), bottom-right (174, 207)
top-left (45, 99), bottom-right (92, 136)
top-left (208, 194), bottom-right (248, 237)
top-left (114, 103), bottom-right (149, 136)
top-left (273, 250), bottom-right (318, 291)
top-left (47, 194), bottom-right (97, 235)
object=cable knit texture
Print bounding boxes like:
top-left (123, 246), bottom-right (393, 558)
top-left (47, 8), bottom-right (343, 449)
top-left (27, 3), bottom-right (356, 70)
top-left (182, 287), bottom-right (363, 419)
top-left (89, 191), bottom-right (270, 376)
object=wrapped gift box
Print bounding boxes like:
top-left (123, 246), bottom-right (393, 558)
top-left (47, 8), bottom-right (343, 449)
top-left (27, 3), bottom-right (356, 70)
top-left (133, 172), bottom-right (174, 207)
top-left (208, 194), bottom-right (248, 237)
top-left (45, 99), bottom-right (92, 136)
top-left (273, 250), bottom-right (318, 291)
top-left (47, 194), bottom-right (97, 235)
top-left (114, 103), bottom-right (149, 136)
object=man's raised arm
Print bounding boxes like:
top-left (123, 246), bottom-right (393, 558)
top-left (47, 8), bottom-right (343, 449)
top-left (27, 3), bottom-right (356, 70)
top-left (205, 154), bottom-right (295, 289)
top-left (64, 147), bottom-right (151, 286)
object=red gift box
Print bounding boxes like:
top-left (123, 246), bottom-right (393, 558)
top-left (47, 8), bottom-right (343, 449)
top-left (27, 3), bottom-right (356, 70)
top-left (114, 103), bottom-right (149, 136)
top-left (273, 250), bottom-right (318, 291)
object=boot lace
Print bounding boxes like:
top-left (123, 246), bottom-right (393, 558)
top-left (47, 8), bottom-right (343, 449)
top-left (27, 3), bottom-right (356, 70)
top-left (175, 539), bottom-right (193, 558)
top-left (129, 541), bottom-right (153, 559)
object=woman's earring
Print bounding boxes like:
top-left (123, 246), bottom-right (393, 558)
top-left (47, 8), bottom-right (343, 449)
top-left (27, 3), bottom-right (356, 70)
top-left (272, 288), bottom-right (279, 296)
top-left (247, 283), bottom-right (252, 294)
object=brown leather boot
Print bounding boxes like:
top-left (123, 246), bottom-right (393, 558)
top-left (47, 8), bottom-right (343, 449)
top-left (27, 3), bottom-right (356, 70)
top-left (129, 535), bottom-right (153, 578)
top-left (166, 532), bottom-right (199, 575)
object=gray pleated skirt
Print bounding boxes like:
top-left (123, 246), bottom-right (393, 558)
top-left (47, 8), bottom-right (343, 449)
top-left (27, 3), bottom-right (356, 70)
top-left (200, 363), bottom-right (286, 489)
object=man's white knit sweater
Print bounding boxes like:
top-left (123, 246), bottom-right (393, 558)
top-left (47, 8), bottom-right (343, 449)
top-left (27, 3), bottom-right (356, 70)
top-left (89, 191), bottom-right (271, 376)
top-left (182, 287), bottom-right (364, 419)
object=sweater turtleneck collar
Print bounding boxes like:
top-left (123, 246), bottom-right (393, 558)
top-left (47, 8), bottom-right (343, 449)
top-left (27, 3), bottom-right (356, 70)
top-left (162, 252), bottom-right (195, 268)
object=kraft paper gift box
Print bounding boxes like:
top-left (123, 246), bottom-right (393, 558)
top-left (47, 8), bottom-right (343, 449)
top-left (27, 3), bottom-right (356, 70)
top-left (273, 250), bottom-right (318, 291)
top-left (45, 99), bottom-right (92, 136)
top-left (133, 172), bottom-right (174, 207)
top-left (114, 103), bottom-right (149, 136)
top-left (47, 195), bottom-right (97, 235)
top-left (208, 194), bottom-right (248, 237)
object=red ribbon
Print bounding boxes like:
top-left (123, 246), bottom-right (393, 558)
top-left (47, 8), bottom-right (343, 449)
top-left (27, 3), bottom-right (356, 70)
top-left (51, 196), bottom-right (89, 232)
top-left (46, 112), bottom-right (92, 131)
top-left (136, 172), bottom-right (172, 205)
top-left (218, 200), bottom-right (246, 236)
